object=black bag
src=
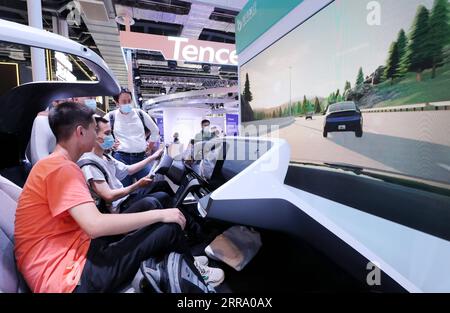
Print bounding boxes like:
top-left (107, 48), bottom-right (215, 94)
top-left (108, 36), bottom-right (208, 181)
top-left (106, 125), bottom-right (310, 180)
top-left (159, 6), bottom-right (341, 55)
top-left (136, 252), bottom-right (215, 293)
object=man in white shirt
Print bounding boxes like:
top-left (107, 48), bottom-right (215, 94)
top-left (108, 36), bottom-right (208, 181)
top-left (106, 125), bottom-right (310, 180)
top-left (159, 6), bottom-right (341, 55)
top-left (27, 97), bottom-right (98, 165)
top-left (79, 116), bottom-right (172, 214)
top-left (104, 88), bottom-right (160, 187)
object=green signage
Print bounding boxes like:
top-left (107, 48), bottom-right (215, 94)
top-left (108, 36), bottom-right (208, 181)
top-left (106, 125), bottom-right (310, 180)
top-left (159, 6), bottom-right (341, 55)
top-left (235, 0), bottom-right (304, 54)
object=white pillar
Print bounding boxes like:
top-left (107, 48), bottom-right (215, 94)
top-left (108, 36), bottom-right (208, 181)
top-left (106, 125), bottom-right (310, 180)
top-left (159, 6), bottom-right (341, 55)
top-left (27, 0), bottom-right (46, 82)
top-left (125, 49), bottom-right (135, 103)
top-left (52, 16), bottom-right (69, 37)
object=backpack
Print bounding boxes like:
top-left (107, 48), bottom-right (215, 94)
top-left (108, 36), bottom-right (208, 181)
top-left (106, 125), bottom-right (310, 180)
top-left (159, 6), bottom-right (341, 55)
top-left (109, 109), bottom-right (151, 141)
top-left (77, 156), bottom-right (111, 214)
top-left (133, 252), bottom-right (215, 293)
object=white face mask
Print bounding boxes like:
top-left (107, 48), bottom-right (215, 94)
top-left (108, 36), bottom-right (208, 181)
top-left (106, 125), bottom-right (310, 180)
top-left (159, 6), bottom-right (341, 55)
top-left (202, 126), bottom-right (211, 136)
top-left (120, 103), bottom-right (133, 114)
top-left (84, 99), bottom-right (97, 111)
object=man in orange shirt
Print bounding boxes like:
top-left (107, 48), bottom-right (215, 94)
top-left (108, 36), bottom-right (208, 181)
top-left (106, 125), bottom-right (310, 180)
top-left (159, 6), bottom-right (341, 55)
top-left (15, 102), bottom-right (187, 293)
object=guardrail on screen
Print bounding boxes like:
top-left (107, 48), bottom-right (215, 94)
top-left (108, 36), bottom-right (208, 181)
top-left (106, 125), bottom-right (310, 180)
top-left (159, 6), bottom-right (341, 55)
top-left (361, 101), bottom-right (450, 113)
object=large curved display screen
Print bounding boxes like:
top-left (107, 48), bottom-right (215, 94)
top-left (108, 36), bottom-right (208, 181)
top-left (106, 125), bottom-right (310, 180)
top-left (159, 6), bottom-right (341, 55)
top-left (240, 0), bottom-right (450, 186)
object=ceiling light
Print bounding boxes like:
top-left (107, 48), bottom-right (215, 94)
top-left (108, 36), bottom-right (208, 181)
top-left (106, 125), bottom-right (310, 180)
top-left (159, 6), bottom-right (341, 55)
top-left (9, 50), bottom-right (25, 61)
top-left (115, 15), bottom-right (135, 26)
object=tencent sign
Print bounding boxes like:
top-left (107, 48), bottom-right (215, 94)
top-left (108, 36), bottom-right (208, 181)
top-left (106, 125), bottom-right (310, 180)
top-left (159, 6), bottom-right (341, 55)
top-left (120, 31), bottom-right (238, 66)
top-left (169, 37), bottom-right (237, 65)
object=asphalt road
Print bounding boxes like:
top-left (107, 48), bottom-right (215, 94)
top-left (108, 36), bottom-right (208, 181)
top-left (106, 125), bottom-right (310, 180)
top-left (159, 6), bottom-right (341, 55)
top-left (275, 111), bottom-right (450, 184)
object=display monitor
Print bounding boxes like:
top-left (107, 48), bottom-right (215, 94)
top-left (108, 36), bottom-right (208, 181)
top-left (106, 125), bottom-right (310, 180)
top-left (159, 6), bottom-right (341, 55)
top-left (240, 0), bottom-right (450, 185)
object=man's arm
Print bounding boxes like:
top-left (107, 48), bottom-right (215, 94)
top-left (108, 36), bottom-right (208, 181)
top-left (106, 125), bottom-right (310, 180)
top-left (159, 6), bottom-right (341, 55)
top-left (127, 148), bottom-right (163, 175)
top-left (141, 110), bottom-right (160, 142)
top-left (69, 202), bottom-right (186, 239)
top-left (90, 178), bottom-right (151, 203)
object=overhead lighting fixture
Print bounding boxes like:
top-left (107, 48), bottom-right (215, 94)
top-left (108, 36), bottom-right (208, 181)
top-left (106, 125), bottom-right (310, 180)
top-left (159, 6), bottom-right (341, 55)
top-left (115, 15), bottom-right (135, 26)
top-left (8, 50), bottom-right (25, 61)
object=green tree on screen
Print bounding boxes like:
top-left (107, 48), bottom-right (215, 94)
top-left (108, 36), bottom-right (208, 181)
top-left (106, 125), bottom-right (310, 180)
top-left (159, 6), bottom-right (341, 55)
top-left (344, 81), bottom-right (351, 92)
top-left (429, 0), bottom-right (450, 78)
top-left (384, 41), bottom-right (400, 83)
top-left (356, 67), bottom-right (365, 87)
top-left (394, 29), bottom-right (409, 77)
top-left (401, 5), bottom-right (433, 81)
top-left (314, 97), bottom-right (321, 114)
top-left (243, 73), bottom-right (253, 102)
top-left (328, 92), bottom-right (336, 105)
top-left (295, 101), bottom-right (301, 115)
top-left (396, 29), bottom-right (408, 60)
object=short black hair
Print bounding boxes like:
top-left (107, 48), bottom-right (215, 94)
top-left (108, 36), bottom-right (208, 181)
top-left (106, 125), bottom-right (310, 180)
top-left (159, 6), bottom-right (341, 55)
top-left (49, 101), bottom-right (95, 142)
top-left (94, 115), bottom-right (109, 133)
top-left (201, 119), bottom-right (210, 125)
top-left (113, 87), bottom-right (132, 103)
top-left (94, 115), bottom-right (108, 124)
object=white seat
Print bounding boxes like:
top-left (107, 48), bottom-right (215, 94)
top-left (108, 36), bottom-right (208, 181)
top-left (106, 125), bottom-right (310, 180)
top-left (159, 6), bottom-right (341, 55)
top-left (0, 175), bottom-right (29, 293)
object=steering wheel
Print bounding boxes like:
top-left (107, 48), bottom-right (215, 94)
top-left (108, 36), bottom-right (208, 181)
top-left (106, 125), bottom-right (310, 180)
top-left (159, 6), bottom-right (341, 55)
top-left (148, 144), bottom-right (169, 178)
top-left (184, 161), bottom-right (211, 189)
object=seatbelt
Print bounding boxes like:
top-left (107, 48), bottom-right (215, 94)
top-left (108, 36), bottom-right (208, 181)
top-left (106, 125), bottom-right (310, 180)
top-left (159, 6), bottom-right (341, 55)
top-left (77, 156), bottom-right (111, 213)
top-left (77, 157), bottom-right (110, 185)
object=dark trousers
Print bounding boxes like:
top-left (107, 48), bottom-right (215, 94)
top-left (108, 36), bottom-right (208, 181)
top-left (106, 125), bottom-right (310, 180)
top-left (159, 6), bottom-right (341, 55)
top-left (117, 180), bottom-right (174, 214)
top-left (74, 221), bottom-right (188, 293)
top-left (119, 181), bottom-right (205, 246)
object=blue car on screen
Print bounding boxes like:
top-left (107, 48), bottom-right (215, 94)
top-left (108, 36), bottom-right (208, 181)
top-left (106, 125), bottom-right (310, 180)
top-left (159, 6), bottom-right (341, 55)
top-left (323, 101), bottom-right (363, 138)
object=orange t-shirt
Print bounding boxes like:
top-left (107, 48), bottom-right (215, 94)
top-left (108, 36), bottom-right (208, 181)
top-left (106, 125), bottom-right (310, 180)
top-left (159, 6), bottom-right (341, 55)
top-left (15, 153), bottom-right (94, 293)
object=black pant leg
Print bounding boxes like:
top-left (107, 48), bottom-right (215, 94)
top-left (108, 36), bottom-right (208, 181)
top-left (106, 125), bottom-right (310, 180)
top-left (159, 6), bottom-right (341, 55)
top-left (119, 196), bottom-right (162, 214)
top-left (74, 222), bottom-right (188, 293)
top-left (120, 181), bottom-right (173, 211)
top-left (139, 180), bottom-right (175, 197)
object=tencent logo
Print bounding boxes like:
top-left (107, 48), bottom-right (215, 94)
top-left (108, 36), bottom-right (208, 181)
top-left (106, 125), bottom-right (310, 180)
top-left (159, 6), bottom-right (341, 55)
top-left (168, 37), bottom-right (238, 66)
top-left (120, 31), bottom-right (238, 66)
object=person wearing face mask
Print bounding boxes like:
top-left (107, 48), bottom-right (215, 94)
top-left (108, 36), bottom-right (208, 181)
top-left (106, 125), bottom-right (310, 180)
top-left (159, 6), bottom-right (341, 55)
top-left (194, 119), bottom-right (214, 144)
top-left (103, 88), bottom-right (160, 187)
top-left (81, 98), bottom-right (98, 112)
top-left (78, 116), bottom-right (173, 214)
top-left (27, 96), bottom-right (99, 165)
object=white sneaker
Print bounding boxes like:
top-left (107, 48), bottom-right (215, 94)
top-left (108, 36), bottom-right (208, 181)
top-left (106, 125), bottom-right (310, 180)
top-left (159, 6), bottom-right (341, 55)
top-left (194, 255), bottom-right (209, 267)
top-left (194, 262), bottom-right (225, 288)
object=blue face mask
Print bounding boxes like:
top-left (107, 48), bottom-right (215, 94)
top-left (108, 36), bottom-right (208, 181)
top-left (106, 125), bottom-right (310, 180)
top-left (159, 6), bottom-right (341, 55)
top-left (84, 99), bottom-right (97, 111)
top-left (120, 103), bottom-right (132, 114)
top-left (100, 135), bottom-right (114, 150)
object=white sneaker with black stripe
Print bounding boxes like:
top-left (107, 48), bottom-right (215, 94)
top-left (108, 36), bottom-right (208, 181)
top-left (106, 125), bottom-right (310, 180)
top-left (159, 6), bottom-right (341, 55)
top-left (194, 260), bottom-right (225, 288)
